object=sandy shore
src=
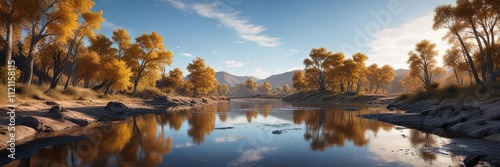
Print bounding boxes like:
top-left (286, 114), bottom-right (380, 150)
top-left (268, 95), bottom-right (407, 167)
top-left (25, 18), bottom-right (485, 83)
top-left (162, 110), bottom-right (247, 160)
top-left (0, 96), bottom-right (229, 150)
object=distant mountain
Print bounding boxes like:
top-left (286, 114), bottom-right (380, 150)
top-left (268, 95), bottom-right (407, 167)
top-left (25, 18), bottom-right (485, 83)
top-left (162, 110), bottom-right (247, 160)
top-left (215, 71), bottom-right (260, 86)
top-left (257, 71), bottom-right (297, 88)
top-left (394, 69), bottom-right (410, 76)
top-left (388, 69), bottom-right (410, 93)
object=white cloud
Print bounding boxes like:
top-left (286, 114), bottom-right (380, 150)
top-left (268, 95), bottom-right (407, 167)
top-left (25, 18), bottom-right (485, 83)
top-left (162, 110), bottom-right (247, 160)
top-left (236, 41), bottom-right (245, 44)
top-left (164, 0), bottom-right (187, 10)
top-left (287, 67), bottom-right (303, 71)
top-left (214, 135), bottom-right (243, 143)
top-left (101, 20), bottom-right (123, 30)
top-left (254, 68), bottom-right (271, 79)
top-left (176, 46), bottom-right (180, 49)
top-left (180, 53), bottom-right (194, 57)
top-left (174, 142), bottom-right (196, 148)
top-left (211, 50), bottom-right (218, 54)
top-left (286, 49), bottom-right (299, 56)
top-left (163, 0), bottom-right (281, 46)
top-left (225, 60), bottom-right (244, 67)
top-left (227, 147), bottom-right (277, 166)
top-left (367, 14), bottom-right (449, 69)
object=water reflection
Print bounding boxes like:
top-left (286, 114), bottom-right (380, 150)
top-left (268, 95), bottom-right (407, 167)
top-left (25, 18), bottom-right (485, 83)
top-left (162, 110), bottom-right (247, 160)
top-left (293, 108), bottom-right (393, 151)
top-left (4, 100), bottom-right (473, 166)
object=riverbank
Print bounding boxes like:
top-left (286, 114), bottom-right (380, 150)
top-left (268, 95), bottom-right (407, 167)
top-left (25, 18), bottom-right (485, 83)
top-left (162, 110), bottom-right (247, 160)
top-left (361, 98), bottom-right (500, 142)
top-left (0, 96), bottom-right (229, 150)
top-left (283, 91), bottom-right (396, 105)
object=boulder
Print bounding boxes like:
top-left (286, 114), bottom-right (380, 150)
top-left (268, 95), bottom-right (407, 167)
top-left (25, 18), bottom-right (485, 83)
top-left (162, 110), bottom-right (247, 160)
top-left (48, 105), bottom-right (66, 113)
top-left (17, 116), bottom-right (78, 132)
top-left (104, 102), bottom-right (130, 115)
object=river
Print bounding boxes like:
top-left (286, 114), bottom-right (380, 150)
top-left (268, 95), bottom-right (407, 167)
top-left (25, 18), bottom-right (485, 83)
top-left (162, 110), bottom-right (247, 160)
top-left (3, 99), bottom-right (480, 166)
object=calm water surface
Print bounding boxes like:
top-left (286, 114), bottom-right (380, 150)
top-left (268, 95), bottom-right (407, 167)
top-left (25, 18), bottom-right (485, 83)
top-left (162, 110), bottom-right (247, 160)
top-left (6, 99), bottom-right (466, 166)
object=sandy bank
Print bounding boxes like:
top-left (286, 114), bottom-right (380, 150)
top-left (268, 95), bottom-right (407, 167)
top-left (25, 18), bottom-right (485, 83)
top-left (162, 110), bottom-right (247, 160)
top-left (0, 96), bottom-right (229, 150)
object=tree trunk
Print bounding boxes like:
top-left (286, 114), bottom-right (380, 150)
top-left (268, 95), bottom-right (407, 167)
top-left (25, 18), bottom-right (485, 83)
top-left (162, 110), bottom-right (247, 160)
top-left (131, 78), bottom-right (139, 96)
top-left (4, 22), bottom-right (13, 66)
top-left (455, 32), bottom-right (483, 85)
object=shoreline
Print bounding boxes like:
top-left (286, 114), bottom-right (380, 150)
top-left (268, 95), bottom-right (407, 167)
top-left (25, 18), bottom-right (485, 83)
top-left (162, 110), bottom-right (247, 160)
top-left (0, 96), bottom-right (230, 151)
top-left (360, 98), bottom-right (500, 142)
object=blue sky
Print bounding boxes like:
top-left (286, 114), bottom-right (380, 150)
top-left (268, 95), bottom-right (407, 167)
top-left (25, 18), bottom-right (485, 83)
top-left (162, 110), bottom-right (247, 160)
top-left (94, 0), bottom-right (455, 79)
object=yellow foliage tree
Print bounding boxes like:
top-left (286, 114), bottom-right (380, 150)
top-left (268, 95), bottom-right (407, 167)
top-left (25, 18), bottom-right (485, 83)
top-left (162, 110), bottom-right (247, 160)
top-left (303, 48), bottom-right (334, 91)
top-left (407, 39), bottom-right (439, 89)
top-left (88, 34), bottom-right (117, 58)
top-left (77, 51), bottom-right (100, 88)
top-left (162, 68), bottom-right (184, 95)
top-left (245, 78), bottom-right (258, 94)
top-left (23, 0), bottom-right (99, 85)
top-left (187, 57), bottom-right (217, 96)
top-left (100, 59), bottom-right (132, 94)
top-left (259, 82), bottom-right (272, 95)
top-left (124, 32), bottom-right (173, 96)
top-left (292, 70), bottom-right (306, 92)
top-left (112, 28), bottom-right (131, 60)
top-left (283, 84), bottom-right (293, 94)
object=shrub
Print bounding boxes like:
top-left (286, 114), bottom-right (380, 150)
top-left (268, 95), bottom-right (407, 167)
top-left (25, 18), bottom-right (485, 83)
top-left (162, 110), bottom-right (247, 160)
top-left (17, 84), bottom-right (46, 100)
top-left (136, 87), bottom-right (164, 99)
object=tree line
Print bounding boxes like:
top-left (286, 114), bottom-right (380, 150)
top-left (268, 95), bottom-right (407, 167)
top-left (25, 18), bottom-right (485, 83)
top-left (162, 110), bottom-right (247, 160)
top-left (0, 0), bottom-right (227, 97)
top-left (401, 0), bottom-right (499, 92)
top-left (292, 48), bottom-right (396, 94)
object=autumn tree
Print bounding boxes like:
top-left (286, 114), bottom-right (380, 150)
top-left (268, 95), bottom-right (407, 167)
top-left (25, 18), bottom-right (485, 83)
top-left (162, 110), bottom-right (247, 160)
top-left (112, 28), bottom-right (130, 60)
top-left (400, 74), bottom-right (422, 93)
top-left (274, 86), bottom-right (283, 95)
top-left (352, 53), bottom-right (368, 93)
top-left (245, 78), bottom-right (258, 94)
top-left (161, 68), bottom-right (184, 95)
top-left (292, 70), bottom-right (306, 93)
top-left (88, 34), bottom-right (117, 58)
top-left (99, 59), bottom-right (132, 94)
top-left (124, 32), bottom-right (173, 96)
top-left (283, 84), bottom-right (293, 94)
top-left (366, 64), bottom-right (380, 92)
top-left (304, 48), bottom-right (334, 91)
top-left (375, 65), bottom-right (396, 93)
top-left (433, 0), bottom-right (500, 83)
top-left (0, 0), bottom-right (25, 66)
top-left (366, 64), bottom-right (396, 93)
top-left (77, 51), bottom-right (100, 88)
top-left (216, 84), bottom-right (229, 96)
top-left (187, 57), bottom-right (217, 96)
top-left (407, 40), bottom-right (439, 89)
top-left (259, 82), bottom-right (272, 95)
top-left (443, 46), bottom-right (466, 85)
top-left (23, 0), bottom-right (100, 85)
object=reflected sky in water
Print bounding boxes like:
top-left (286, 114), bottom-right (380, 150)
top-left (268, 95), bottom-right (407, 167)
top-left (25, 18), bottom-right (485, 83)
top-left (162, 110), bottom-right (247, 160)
top-left (5, 99), bottom-right (466, 167)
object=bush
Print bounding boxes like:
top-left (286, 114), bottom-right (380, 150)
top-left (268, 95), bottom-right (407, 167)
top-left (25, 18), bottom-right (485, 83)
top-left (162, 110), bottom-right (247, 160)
top-left (136, 87), bottom-right (164, 99)
top-left (17, 84), bottom-right (46, 100)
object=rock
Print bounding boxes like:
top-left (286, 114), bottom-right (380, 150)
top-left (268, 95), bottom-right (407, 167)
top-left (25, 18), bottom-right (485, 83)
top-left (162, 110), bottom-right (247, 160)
top-left (483, 134), bottom-right (500, 142)
top-left (17, 116), bottom-right (78, 132)
top-left (104, 102), bottom-right (130, 115)
top-left (62, 111), bottom-right (97, 126)
top-left (45, 101), bottom-right (59, 106)
top-left (48, 105), bottom-right (66, 113)
top-left (463, 154), bottom-right (487, 167)
top-left (272, 130), bottom-right (283, 135)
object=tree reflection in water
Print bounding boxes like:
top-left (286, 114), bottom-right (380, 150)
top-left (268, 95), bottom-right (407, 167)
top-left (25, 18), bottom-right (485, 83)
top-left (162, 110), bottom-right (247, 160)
top-left (293, 107), bottom-right (394, 151)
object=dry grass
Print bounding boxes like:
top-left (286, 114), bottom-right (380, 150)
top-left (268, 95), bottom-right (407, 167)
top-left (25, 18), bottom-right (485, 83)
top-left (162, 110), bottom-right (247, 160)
top-left (398, 84), bottom-right (500, 103)
top-left (135, 87), bottom-right (164, 99)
